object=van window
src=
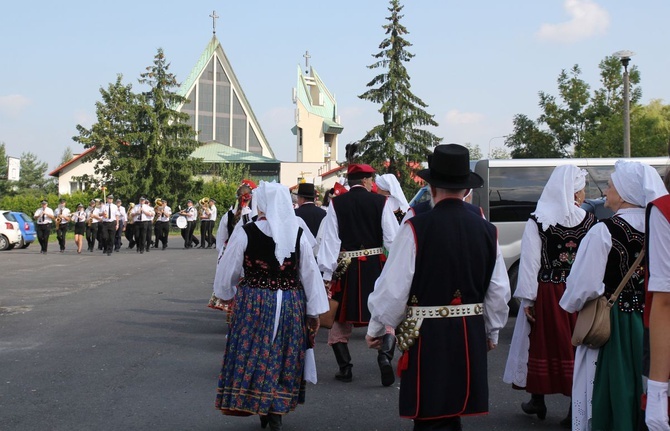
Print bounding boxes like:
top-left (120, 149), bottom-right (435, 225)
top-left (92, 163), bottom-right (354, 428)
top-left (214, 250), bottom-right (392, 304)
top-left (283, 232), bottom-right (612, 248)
top-left (488, 166), bottom-right (555, 222)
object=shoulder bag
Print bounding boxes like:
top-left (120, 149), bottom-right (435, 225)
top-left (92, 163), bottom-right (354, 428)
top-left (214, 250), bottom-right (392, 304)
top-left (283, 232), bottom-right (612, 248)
top-left (571, 249), bottom-right (645, 348)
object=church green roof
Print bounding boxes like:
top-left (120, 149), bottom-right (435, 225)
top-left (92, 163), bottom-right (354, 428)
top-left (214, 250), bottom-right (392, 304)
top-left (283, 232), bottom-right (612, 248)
top-left (191, 142), bottom-right (279, 164)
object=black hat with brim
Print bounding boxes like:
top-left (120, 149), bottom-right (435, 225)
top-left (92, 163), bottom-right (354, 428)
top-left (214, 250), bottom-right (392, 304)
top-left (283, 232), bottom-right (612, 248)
top-left (417, 144), bottom-right (484, 189)
top-left (296, 183), bottom-right (317, 199)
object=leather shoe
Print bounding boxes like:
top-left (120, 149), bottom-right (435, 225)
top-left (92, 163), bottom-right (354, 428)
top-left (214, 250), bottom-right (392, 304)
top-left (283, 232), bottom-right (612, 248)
top-left (521, 397), bottom-right (547, 420)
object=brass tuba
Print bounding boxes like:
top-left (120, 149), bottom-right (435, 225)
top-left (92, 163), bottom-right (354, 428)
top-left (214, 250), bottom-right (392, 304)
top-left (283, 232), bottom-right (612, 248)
top-left (199, 198), bottom-right (211, 219)
top-left (153, 198), bottom-right (163, 223)
top-left (127, 203), bottom-right (135, 224)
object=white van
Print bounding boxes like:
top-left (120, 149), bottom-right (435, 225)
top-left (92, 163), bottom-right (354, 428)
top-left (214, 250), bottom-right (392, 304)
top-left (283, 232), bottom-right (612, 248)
top-left (410, 157), bottom-right (670, 311)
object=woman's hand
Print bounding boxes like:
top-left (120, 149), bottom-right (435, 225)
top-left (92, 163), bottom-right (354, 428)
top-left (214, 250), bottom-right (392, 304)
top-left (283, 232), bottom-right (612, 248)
top-left (306, 316), bottom-right (319, 348)
top-left (524, 305), bottom-right (536, 323)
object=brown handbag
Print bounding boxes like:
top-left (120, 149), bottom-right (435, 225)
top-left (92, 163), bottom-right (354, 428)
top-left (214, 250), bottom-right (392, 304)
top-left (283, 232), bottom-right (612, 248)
top-left (319, 298), bottom-right (339, 329)
top-left (572, 249), bottom-right (645, 348)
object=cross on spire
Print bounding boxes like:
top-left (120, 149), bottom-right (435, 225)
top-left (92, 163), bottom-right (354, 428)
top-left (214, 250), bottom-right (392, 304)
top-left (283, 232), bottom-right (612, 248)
top-left (303, 50), bottom-right (311, 74)
top-left (210, 10), bottom-right (219, 35)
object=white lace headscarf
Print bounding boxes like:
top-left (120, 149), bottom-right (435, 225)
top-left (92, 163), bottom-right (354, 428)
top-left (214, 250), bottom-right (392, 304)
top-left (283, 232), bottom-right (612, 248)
top-left (532, 164), bottom-right (587, 231)
top-left (611, 160), bottom-right (668, 207)
top-left (252, 181), bottom-right (299, 265)
top-left (375, 174), bottom-right (410, 213)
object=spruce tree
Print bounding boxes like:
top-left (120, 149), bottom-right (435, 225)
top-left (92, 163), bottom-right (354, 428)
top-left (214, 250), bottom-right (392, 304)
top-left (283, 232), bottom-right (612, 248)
top-left (358, 0), bottom-right (441, 193)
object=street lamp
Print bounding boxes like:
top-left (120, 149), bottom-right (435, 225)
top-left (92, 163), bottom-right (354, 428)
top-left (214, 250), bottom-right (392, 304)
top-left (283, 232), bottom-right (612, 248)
top-left (614, 50), bottom-right (635, 158)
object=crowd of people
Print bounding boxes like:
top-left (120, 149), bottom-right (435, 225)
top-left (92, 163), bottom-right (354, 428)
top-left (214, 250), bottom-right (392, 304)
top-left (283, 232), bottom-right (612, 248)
top-left (31, 142), bottom-right (670, 431)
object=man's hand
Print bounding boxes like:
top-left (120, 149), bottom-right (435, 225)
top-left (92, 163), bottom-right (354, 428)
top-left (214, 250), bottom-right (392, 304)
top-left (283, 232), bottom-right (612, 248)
top-left (487, 339), bottom-right (497, 351)
top-left (366, 334), bottom-right (382, 350)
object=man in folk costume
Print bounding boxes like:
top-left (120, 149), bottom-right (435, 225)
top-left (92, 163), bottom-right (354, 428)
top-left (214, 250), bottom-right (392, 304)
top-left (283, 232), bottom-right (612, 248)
top-left (317, 143), bottom-right (399, 386)
top-left (366, 144), bottom-right (510, 431)
top-left (294, 183), bottom-right (326, 237)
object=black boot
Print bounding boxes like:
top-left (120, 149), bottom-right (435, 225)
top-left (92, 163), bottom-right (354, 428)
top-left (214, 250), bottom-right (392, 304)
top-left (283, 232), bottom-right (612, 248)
top-left (268, 413), bottom-right (282, 431)
top-left (377, 334), bottom-right (396, 387)
top-left (521, 394), bottom-right (547, 420)
top-left (332, 343), bottom-right (352, 382)
top-left (260, 414), bottom-right (269, 429)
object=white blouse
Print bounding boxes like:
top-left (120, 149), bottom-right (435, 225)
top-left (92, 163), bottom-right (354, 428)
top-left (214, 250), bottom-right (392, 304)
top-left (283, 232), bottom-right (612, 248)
top-left (648, 206), bottom-right (670, 293)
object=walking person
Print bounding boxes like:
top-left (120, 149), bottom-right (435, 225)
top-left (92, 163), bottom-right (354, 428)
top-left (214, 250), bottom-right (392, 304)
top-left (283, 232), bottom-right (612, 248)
top-left (54, 198), bottom-right (71, 252)
top-left (100, 194), bottom-right (119, 256)
top-left (205, 198), bottom-right (217, 248)
top-left (366, 144), bottom-right (510, 431)
top-left (124, 203), bottom-right (136, 249)
top-left (71, 203), bottom-right (87, 254)
top-left (179, 199), bottom-right (198, 248)
top-left (213, 181), bottom-right (329, 431)
top-left (85, 199), bottom-right (98, 252)
top-left (131, 197), bottom-right (153, 254)
top-left (114, 198), bottom-right (126, 252)
top-left (645, 165), bottom-right (670, 431)
top-left (375, 174), bottom-right (410, 223)
top-left (503, 165), bottom-right (596, 427)
top-left (317, 146), bottom-right (399, 387)
top-left (33, 200), bottom-right (54, 254)
top-left (153, 199), bottom-right (171, 250)
top-left (294, 183), bottom-right (326, 237)
top-left (198, 198), bottom-right (212, 249)
top-left (561, 160), bottom-right (667, 431)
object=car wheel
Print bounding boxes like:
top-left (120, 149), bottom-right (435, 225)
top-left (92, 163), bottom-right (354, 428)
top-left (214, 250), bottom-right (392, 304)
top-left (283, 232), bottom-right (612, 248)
top-left (507, 263), bottom-right (520, 316)
top-left (0, 235), bottom-right (9, 251)
top-left (20, 242), bottom-right (30, 249)
top-left (7, 244), bottom-right (15, 250)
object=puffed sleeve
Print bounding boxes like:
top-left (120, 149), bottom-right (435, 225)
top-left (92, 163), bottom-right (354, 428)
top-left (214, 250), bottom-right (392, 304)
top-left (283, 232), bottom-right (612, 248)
top-left (213, 225), bottom-right (247, 301)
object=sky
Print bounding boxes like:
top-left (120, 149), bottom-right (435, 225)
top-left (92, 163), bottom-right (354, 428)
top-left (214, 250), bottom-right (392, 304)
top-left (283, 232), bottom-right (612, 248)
top-left (2, 0), bottom-right (670, 174)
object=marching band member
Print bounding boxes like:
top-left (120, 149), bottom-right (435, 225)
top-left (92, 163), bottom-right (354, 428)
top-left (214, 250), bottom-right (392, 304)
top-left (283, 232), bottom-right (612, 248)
top-left (131, 197), bottom-right (154, 254)
top-left (34, 200), bottom-right (54, 254)
top-left (154, 199), bottom-right (171, 250)
top-left (100, 194), bottom-right (119, 256)
top-left (206, 198), bottom-right (217, 248)
top-left (85, 199), bottom-right (98, 252)
top-left (179, 199), bottom-right (199, 249)
top-left (54, 198), bottom-right (71, 252)
top-left (198, 198), bottom-right (212, 249)
top-left (115, 198), bottom-right (126, 252)
top-left (124, 203), bottom-right (136, 249)
top-left (72, 203), bottom-right (87, 254)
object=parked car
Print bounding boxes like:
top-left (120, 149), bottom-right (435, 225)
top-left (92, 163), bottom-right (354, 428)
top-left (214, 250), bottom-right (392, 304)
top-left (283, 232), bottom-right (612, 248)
top-left (0, 210), bottom-right (22, 251)
top-left (10, 211), bottom-right (36, 248)
top-left (581, 197), bottom-right (614, 221)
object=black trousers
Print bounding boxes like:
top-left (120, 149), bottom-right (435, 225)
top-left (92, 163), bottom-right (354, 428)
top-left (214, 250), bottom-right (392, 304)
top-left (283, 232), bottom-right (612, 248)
top-left (96, 223), bottom-right (103, 249)
top-left (36, 223), bottom-right (51, 252)
top-left (134, 221), bottom-right (148, 252)
top-left (56, 224), bottom-right (68, 250)
top-left (102, 222), bottom-right (116, 253)
top-left (114, 221), bottom-right (124, 250)
top-left (182, 221), bottom-right (198, 248)
top-left (145, 223), bottom-right (152, 251)
top-left (154, 221), bottom-right (168, 247)
top-left (125, 223), bottom-right (135, 248)
top-left (86, 223), bottom-right (97, 250)
top-left (201, 220), bottom-right (214, 247)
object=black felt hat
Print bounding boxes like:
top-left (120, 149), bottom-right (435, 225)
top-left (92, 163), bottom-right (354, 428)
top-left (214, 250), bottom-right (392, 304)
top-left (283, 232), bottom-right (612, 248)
top-left (417, 144), bottom-right (483, 189)
top-left (296, 183), bottom-right (317, 199)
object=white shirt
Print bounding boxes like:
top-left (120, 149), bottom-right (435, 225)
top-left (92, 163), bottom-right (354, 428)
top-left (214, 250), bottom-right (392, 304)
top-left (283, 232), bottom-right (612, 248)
top-left (213, 219), bottom-right (329, 317)
top-left (117, 206), bottom-right (127, 223)
top-left (132, 203), bottom-right (155, 222)
top-left (317, 187), bottom-right (399, 281)
top-left (34, 207), bottom-right (54, 225)
top-left (184, 206), bottom-right (197, 222)
top-left (72, 209), bottom-right (87, 223)
top-left (55, 206), bottom-right (71, 224)
top-left (89, 206), bottom-right (101, 224)
top-left (647, 205), bottom-right (670, 293)
top-left (158, 205), bottom-right (172, 222)
top-left (215, 206), bottom-right (255, 252)
top-left (209, 204), bottom-right (217, 222)
top-left (366, 221), bottom-right (511, 344)
top-left (101, 202), bottom-right (120, 222)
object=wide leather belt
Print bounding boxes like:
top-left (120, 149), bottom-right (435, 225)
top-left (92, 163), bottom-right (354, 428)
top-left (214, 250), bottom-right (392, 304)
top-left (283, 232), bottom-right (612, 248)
top-left (339, 247), bottom-right (384, 259)
top-left (397, 303), bottom-right (484, 351)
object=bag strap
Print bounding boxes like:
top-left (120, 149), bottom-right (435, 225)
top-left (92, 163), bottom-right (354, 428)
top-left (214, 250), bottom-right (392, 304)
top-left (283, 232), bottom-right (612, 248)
top-left (608, 248), bottom-right (645, 307)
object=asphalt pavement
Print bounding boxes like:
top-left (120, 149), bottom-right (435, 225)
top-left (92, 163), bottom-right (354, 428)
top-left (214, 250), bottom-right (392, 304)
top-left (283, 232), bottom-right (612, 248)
top-left (0, 238), bottom-right (570, 430)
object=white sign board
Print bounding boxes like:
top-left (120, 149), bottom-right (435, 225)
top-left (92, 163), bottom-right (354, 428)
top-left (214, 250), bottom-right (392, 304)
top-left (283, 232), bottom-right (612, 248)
top-left (7, 156), bottom-right (20, 181)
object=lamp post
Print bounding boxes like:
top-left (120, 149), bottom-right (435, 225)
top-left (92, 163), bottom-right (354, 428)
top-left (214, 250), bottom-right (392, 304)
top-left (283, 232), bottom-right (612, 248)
top-left (614, 50), bottom-right (635, 158)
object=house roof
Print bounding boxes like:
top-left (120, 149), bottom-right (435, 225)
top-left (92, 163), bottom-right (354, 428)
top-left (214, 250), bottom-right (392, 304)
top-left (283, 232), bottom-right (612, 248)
top-left (191, 141), bottom-right (279, 164)
top-left (320, 164), bottom-right (346, 178)
top-left (49, 146), bottom-right (97, 177)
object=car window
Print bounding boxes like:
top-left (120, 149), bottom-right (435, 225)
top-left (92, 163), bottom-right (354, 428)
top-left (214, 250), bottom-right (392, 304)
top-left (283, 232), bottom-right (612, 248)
top-left (20, 213), bottom-right (32, 222)
top-left (4, 212), bottom-right (17, 222)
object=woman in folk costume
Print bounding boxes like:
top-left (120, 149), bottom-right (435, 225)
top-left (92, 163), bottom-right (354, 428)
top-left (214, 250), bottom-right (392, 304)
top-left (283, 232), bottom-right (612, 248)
top-left (209, 180), bottom-right (258, 311)
top-left (561, 160), bottom-right (668, 431)
top-left (214, 181), bottom-right (329, 431)
top-left (645, 164), bottom-right (670, 431)
top-left (503, 164), bottom-right (595, 427)
top-left (375, 173), bottom-right (411, 223)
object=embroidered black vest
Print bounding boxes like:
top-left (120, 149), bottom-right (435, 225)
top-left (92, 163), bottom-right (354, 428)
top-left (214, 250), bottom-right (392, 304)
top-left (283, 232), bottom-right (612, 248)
top-left (534, 212), bottom-right (596, 284)
top-left (240, 223), bottom-right (303, 291)
top-left (331, 187), bottom-right (386, 250)
top-left (602, 216), bottom-right (645, 313)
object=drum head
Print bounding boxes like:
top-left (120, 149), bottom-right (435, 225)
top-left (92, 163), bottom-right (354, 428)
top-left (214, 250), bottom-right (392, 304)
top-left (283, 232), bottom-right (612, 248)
top-left (176, 216), bottom-right (187, 229)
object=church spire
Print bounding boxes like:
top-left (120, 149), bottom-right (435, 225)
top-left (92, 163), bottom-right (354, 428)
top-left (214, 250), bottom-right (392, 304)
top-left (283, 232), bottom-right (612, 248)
top-left (209, 10), bottom-right (219, 35)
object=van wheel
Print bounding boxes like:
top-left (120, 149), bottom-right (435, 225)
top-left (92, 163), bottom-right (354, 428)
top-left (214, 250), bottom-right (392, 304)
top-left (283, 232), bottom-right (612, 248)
top-left (507, 263), bottom-right (520, 315)
top-left (0, 235), bottom-right (9, 251)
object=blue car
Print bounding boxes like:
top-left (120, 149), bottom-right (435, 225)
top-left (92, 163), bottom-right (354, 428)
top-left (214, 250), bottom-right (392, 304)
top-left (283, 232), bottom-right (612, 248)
top-left (10, 212), bottom-right (36, 249)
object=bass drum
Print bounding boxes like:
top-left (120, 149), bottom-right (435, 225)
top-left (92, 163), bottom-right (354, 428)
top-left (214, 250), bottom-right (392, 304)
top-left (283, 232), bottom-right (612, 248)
top-left (176, 216), bottom-right (187, 229)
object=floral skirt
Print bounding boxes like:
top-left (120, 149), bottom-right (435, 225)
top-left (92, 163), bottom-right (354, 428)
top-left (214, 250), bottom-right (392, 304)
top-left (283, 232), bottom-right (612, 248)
top-left (215, 283), bottom-right (307, 416)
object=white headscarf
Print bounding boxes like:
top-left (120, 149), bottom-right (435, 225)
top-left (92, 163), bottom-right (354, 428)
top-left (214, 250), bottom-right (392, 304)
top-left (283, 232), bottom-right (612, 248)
top-left (611, 160), bottom-right (668, 207)
top-left (251, 181), bottom-right (299, 265)
top-left (375, 174), bottom-right (410, 213)
top-left (532, 164), bottom-right (587, 231)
